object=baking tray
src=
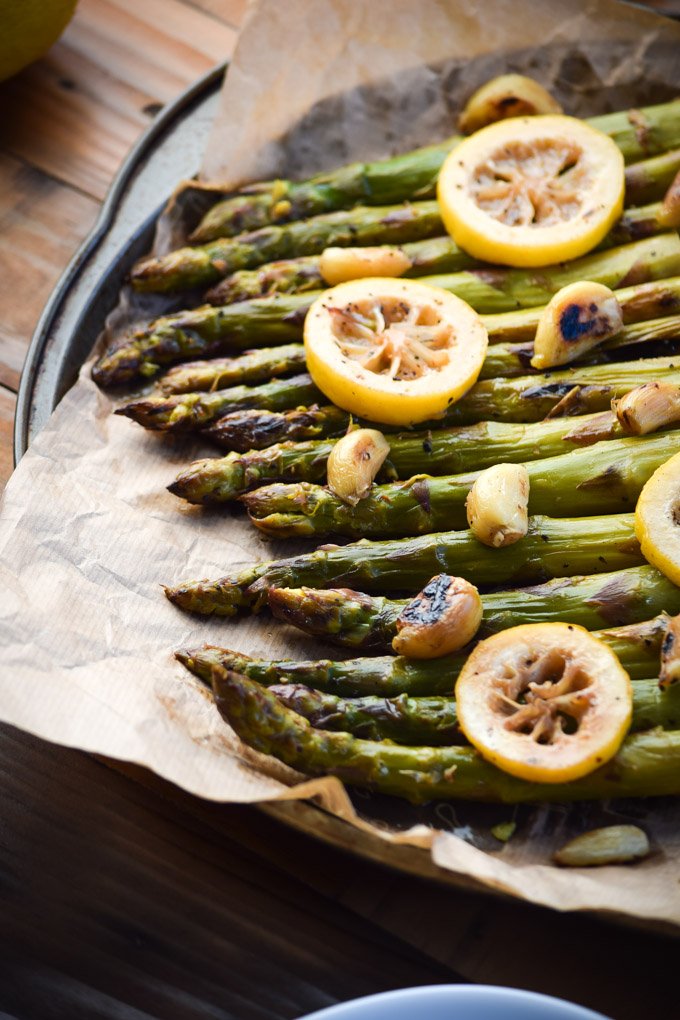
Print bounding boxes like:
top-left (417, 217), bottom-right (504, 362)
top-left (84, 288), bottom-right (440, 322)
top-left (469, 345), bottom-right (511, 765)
top-left (14, 55), bottom-right (680, 908)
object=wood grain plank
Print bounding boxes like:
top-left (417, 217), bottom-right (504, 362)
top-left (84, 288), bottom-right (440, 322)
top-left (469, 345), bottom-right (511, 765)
top-left (110, 758), bottom-right (679, 1020)
top-left (0, 385), bottom-right (16, 490)
top-left (0, 0), bottom-right (236, 200)
top-left (0, 724), bottom-right (455, 1020)
top-left (185, 0), bottom-right (250, 27)
top-left (0, 153), bottom-right (99, 392)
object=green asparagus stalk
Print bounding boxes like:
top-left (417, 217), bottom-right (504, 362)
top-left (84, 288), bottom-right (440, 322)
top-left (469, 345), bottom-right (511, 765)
top-left (205, 405), bottom-right (350, 452)
top-left (159, 343), bottom-right (306, 394)
top-left (91, 294), bottom-right (313, 389)
top-left (265, 566), bottom-right (680, 652)
top-left (205, 202), bottom-right (666, 306)
top-left (211, 667), bottom-right (680, 803)
top-left (131, 200), bottom-right (446, 293)
top-left (205, 353), bottom-right (680, 452)
top-left (243, 429), bottom-right (680, 539)
top-left (480, 314), bottom-right (680, 380)
top-left (116, 373), bottom-right (321, 432)
top-left (205, 256), bottom-right (324, 305)
top-left (480, 275), bottom-right (680, 342)
top-left (175, 616), bottom-right (671, 696)
top-left (625, 148), bottom-right (680, 205)
top-left (263, 677), bottom-right (680, 744)
top-left (190, 137), bottom-right (454, 242)
top-left (164, 513), bottom-right (643, 617)
top-left (190, 99), bottom-right (680, 242)
top-left (172, 410), bottom-right (625, 503)
top-left (154, 312), bottom-right (680, 424)
top-left (91, 245), bottom-right (680, 388)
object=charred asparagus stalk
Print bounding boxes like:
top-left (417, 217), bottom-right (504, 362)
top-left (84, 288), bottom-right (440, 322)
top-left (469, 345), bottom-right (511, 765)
top-left (480, 314), bottom-right (680, 380)
top-left (116, 373), bottom-right (321, 432)
top-left (92, 259), bottom-right (680, 388)
top-left (175, 616), bottom-right (671, 696)
top-left (191, 99), bottom-right (680, 241)
top-left (205, 201), bottom-right (667, 306)
top-left (159, 343), bottom-right (306, 394)
top-left (204, 405), bottom-right (350, 452)
top-left (264, 566), bottom-right (680, 652)
top-left (625, 147), bottom-right (680, 205)
top-left (171, 412), bottom-right (624, 503)
top-left (164, 513), bottom-right (643, 616)
top-left (211, 667), bottom-right (680, 803)
top-left (205, 354), bottom-right (680, 452)
top-left (131, 200), bottom-right (446, 293)
top-left (153, 313), bottom-right (680, 428)
top-left (253, 677), bottom-right (680, 744)
top-left (91, 294), bottom-right (312, 389)
top-left (244, 429), bottom-right (680, 539)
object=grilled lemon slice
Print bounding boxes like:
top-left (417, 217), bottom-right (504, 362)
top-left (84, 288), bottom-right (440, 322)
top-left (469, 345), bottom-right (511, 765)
top-left (456, 623), bottom-right (632, 783)
top-left (437, 115), bottom-right (625, 268)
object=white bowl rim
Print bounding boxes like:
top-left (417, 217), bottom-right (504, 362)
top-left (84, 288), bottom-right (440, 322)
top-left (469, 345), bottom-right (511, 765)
top-left (298, 983), bottom-right (611, 1020)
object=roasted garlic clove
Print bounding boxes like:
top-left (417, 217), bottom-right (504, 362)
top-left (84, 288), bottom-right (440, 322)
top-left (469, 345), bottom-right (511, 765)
top-left (614, 381), bottom-right (680, 436)
top-left (658, 169), bottom-right (680, 229)
top-left (554, 825), bottom-right (650, 867)
top-left (319, 245), bottom-right (413, 285)
top-left (327, 428), bottom-right (390, 505)
top-left (659, 613), bottom-right (680, 688)
top-left (466, 463), bottom-right (529, 548)
top-left (530, 281), bottom-right (623, 371)
top-left (392, 573), bottom-right (483, 659)
top-left (458, 74), bottom-right (562, 134)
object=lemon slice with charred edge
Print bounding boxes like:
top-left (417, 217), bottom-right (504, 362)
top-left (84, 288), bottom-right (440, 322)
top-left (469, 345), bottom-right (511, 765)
top-left (303, 277), bottom-right (488, 427)
top-left (437, 115), bottom-right (625, 268)
top-left (455, 623), bottom-right (632, 784)
top-left (635, 449), bottom-right (680, 585)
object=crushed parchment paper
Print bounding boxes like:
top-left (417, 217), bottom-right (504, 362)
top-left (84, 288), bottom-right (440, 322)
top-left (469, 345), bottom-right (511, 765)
top-left (2, 0), bottom-right (680, 930)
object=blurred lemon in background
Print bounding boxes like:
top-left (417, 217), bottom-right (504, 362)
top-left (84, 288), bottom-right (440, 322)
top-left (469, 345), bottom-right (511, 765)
top-left (0, 0), bottom-right (77, 83)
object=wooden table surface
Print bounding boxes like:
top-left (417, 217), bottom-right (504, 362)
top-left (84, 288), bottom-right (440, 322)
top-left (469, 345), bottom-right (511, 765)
top-left (2, 2), bottom-right (680, 1017)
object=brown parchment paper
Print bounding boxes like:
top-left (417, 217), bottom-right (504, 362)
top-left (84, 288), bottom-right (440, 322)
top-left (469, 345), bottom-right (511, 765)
top-left (3, 0), bottom-right (680, 930)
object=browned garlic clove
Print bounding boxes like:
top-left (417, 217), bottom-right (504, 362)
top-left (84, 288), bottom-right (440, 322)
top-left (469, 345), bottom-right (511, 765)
top-left (458, 74), bottom-right (562, 134)
top-left (392, 573), bottom-right (483, 659)
top-left (466, 463), bottom-right (529, 548)
top-left (613, 381), bottom-right (680, 436)
top-left (327, 428), bottom-right (390, 505)
top-left (659, 612), bottom-right (680, 689)
top-left (530, 281), bottom-right (623, 371)
top-left (553, 825), bottom-right (650, 867)
top-left (319, 246), bottom-right (413, 286)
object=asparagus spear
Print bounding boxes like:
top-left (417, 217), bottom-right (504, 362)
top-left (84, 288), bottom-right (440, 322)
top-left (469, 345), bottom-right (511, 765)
top-left (205, 201), bottom-right (666, 306)
top-left (204, 353), bottom-right (680, 452)
top-left (91, 294), bottom-right (312, 389)
top-left (159, 343), bottom-right (306, 394)
top-left (625, 148), bottom-right (680, 205)
top-left (211, 667), bottom-right (680, 803)
top-left (205, 405), bottom-right (350, 452)
top-left (131, 200), bottom-right (446, 293)
top-left (92, 249), bottom-right (680, 388)
top-left (265, 566), bottom-right (680, 652)
top-left (173, 411), bottom-right (624, 503)
top-left (190, 137), bottom-right (453, 242)
top-left (243, 429), bottom-right (680, 539)
top-left (259, 677), bottom-right (680, 744)
top-left (481, 275), bottom-right (680, 343)
top-left (175, 616), bottom-right (670, 696)
top-left (116, 373), bottom-right (321, 432)
top-left (164, 513), bottom-right (643, 616)
top-left (480, 314), bottom-right (680, 381)
top-left (191, 99), bottom-right (680, 242)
